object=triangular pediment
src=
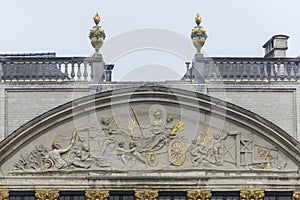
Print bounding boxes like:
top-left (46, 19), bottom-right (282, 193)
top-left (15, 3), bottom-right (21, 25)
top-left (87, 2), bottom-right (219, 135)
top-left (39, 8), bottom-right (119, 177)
top-left (0, 86), bottom-right (299, 189)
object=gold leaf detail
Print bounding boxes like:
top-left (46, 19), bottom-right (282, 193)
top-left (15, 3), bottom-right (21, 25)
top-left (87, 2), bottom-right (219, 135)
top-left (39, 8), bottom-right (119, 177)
top-left (240, 190), bottom-right (265, 200)
top-left (187, 190), bottom-right (212, 200)
top-left (85, 190), bottom-right (109, 200)
top-left (135, 190), bottom-right (158, 200)
top-left (35, 190), bottom-right (59, 200)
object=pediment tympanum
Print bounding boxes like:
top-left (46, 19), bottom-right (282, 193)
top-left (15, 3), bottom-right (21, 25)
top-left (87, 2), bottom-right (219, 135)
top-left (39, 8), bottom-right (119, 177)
top-left (0, 86), bottom-right (299, 189)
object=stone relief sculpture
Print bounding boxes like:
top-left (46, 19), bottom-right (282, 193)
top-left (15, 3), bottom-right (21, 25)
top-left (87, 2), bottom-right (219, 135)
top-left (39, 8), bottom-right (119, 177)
top-left (187, 130), bottom-right (287, 170)
top-left (12, 106), bottom-right (292, 173)
top-left (44, 134), bottom-right (91, 170)
top-left (13, 145), bottom-right (49, 171)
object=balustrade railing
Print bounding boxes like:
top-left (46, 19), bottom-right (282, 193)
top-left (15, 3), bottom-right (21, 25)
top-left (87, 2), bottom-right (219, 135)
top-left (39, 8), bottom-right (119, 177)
top-left (2, 56), bottom-right (300, 84)
top-left (196, 58), bottom-right (300, 83)
top-left (0, 57), bottom-right (97, 83)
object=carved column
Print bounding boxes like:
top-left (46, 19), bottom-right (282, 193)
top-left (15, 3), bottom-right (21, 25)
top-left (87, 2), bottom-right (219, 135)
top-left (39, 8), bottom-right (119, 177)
top-left (0, 190), bottom-right (9, 200)
top-left (85, 190), bottom-right (109, 200)
top-left (293, 191), bottom-right (300, 200)
top-left (135, 190), bottom-right (159, 200)
top-left (240, 190), bottom-right (265, 200)
top-left (187, 190), bottom-right (212, 200)
top-left (35, 190), bottom-right (59, 200)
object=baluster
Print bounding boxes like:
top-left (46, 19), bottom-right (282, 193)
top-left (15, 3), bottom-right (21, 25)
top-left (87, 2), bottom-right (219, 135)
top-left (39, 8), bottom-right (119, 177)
top-left (285, 63), bottom-right (290, 81)
top-left (77, 63), bottom-right (82, 80)
top-left (289, 63), bottom-right (295, 81)
top-left (217, 63), bottom-right (224, 81)
top-left (70, 62), bottom-right (75, 79)
top-left (232, 63), bottom-right (237, 81)
top-left (64, 63), bottom-right (69, 78)
top-left (281, 63), bottom-right (287, 81)
top-left (295, 63), bottom-right (300, 81)
top-left (2, 62), bottom-right (7, 81)
top-left (253, 63), bottom-right (260, 81)
top-left (263, 63), bottom-right (268, 82)
top-left (269, 63), bottom-right (275, 81)
top-left (249, 64), bottom-right (254, 81)
top-left (241, 63), bottom-right (247, 81)
top-left (236, 63), bottom-right (242, 80)
top-left (83, 62), bottom-right (88, 80)
top-left (223, 63), bottom-right (228, 81)
top-left (275, 63), bottom-right (281, 81)
top-left (58, 62), bottom-right (62, 72)
top-left (226, 64), bottom-right (231, 81)
top-left (90, 62), bottom-right (94, 81)
top-left (41, 63), bottom-right (46, 81)
top-left (57, 62), bottom-right (62, 81)
top-left (246, 63), bottom-right (251, 81)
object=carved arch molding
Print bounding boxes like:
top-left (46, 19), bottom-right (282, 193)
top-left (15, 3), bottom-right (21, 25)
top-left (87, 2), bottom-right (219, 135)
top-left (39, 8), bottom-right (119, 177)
top-left (0, 86), bottom-right (299, 190)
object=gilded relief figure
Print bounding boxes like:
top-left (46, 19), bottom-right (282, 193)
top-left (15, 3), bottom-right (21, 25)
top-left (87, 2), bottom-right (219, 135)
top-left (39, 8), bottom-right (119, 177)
top-left (44, 138), bottom-right (90, 170)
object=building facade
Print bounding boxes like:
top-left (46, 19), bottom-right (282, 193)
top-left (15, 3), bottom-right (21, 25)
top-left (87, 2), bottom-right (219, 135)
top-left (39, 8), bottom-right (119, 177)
top-left (0, 13), bottom-right (299, 200)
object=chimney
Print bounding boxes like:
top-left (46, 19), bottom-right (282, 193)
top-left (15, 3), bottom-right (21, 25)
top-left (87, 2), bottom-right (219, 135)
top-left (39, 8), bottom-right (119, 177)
top-left (262, 35), bottom-right (289, 58)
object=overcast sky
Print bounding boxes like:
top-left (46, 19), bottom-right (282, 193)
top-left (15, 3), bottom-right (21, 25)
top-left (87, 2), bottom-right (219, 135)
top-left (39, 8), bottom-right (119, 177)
top-left (1, 0), bottom-right (300, 80)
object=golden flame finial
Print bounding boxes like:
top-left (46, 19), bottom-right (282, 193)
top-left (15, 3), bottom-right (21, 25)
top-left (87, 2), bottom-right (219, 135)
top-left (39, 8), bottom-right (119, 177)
top-left (195, 13), bottom-right (202, 25)
top-left (93, 12), bottom-right (101, 25)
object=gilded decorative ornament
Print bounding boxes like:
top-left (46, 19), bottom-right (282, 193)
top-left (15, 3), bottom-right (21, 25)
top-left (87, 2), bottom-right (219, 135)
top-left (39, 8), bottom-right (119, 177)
top-left (124, 119), bottom-right (136, 135)
top-left (89, 12), bottom-right (106, 55)
top-left (191, 13), bottom-right (208, 55)
top-left (187, 190), bottom-right (212, 200)
top-left (258, 148), bottom-right (273, 169)
top-left (240, 190), bottom-right (265, 200)
top-left (0, 190), bottom-right (9, 200)
top-left (172, 121), bottom-right (184, 133)
top-left (35, 190), bottom-right (59, 200)
top-left (168, 138), bottom-right (186, 166)
top-left (85, 190), bottom-right (109, 200)
top-left (293, 191), bottom-right (300, 200)
top-left (135, 190), bottom-right (159, 200)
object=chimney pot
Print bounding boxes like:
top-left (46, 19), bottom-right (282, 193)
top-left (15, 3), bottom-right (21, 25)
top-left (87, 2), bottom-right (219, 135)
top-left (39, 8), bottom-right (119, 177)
top-left (262, 35), bottom-right (289, 58)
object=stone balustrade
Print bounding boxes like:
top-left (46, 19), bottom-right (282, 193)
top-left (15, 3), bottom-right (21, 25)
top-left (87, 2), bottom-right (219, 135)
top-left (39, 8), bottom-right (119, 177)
top-left (190, 57), bottom-right (300, 83)
top-left (0, 56), bottom-right (100, 83)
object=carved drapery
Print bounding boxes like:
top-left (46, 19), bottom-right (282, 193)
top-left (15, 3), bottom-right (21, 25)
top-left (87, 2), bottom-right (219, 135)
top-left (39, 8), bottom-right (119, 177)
top-left (294, 191), bottom-right (300, 200)
top-left (35, 190), bottom-right (59, 200)
top-left (135, 190), bottom-right (159, 200)
top-left (85, 190), bottom-right (109, 200)
top-left (187, 190), bottom-right (212, 200)
top-left (240, 190), bottom-right (265, 200)
top-left (0, 190), bottom-right (9, 200)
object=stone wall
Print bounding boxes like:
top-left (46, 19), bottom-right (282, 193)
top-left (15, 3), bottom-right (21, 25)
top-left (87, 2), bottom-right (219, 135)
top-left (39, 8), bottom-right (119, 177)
top-left (208, 84), bottom-right (299, 141)
top-left (0, 84), bottom-right (90, 140)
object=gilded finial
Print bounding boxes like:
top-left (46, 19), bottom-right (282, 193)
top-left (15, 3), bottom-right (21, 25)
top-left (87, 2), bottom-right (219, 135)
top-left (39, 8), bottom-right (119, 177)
top-left (191, 12), bottom-right (208, 56)
top-left (93, 12), bottom-right (101, 25)
top-left (89, 12), bottom-right (106, 55)
top-left (195, 13), bottom-right (202, 25)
